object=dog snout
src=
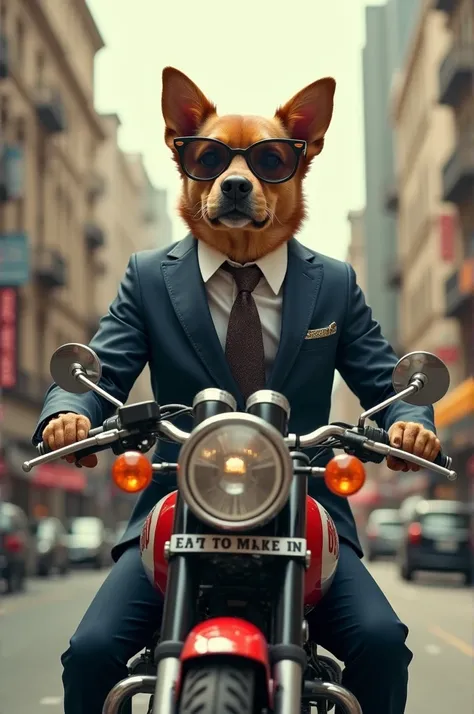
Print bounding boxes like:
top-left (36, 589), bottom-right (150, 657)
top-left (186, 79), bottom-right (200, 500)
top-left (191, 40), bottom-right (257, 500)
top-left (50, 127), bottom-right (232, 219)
top-left (220, 175), bottom-right (253, 201)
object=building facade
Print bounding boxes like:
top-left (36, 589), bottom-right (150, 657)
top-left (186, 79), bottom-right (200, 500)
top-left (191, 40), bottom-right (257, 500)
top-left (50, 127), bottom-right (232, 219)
top-left (362, 4), bottom-right (399, 349)
top-left (431, 0), bottom-right (474, 498)
top-left (0, 0), bottom-right (106, 518)
top-left (0, 2), bottom-right (172, 522)
top-left (91, 117), bottom-right (172, 407)
top-left (362, 0), bottom-right (431, 351)
top-left (391, 0), bottom-right (473, 498)
top-left (331, 210), bottom-right (367, 427)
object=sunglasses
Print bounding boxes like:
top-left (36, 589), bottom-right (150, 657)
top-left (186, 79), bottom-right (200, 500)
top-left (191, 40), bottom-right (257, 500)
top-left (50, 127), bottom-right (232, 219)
top-left (174, 137), bottom-right (307, 184)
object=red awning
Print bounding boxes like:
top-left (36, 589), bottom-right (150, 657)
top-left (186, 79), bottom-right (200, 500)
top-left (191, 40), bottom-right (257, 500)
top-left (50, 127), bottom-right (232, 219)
top-left (32, 463), bottom-right (86, 493)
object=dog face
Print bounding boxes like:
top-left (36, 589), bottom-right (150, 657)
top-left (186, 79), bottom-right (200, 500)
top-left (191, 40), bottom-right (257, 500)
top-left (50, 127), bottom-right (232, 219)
top-left (162, 67), bottom-right (335, 263)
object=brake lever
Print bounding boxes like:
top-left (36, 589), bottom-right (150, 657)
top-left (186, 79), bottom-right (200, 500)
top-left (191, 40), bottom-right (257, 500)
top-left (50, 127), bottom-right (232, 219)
top-left (22, 429), bottom-right (124, 472)
top-left (363, 441), bottom-right (457, 480)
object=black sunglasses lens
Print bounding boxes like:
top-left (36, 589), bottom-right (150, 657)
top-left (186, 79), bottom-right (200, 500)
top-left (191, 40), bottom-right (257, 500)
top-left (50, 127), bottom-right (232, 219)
top-left (181, 140), bottom-right (229, 180)
top-left (248, 141), bottom-right (298, 182)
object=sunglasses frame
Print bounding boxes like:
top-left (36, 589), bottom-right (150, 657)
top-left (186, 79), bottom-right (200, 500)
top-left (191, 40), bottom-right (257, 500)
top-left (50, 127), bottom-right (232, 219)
top-left (173, 136), bottom-right (308, 184)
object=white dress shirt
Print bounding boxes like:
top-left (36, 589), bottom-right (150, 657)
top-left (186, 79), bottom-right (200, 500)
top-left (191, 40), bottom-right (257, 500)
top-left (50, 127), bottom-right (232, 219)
top-left (197, 240), bottom-right (288, 376)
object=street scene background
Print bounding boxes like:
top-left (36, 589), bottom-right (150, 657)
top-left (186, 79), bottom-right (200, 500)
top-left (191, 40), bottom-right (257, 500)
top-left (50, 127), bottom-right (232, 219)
top-left (0, 0), bottom-right (473, 712)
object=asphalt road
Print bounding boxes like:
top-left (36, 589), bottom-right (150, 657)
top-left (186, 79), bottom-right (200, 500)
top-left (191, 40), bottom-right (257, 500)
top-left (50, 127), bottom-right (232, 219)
top-left (1, 561), bottom-right (473, 714)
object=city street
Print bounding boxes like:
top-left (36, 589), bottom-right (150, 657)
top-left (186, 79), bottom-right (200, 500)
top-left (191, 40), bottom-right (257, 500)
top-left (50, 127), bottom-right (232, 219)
top-left (1, 561), bottom-right (473, 714)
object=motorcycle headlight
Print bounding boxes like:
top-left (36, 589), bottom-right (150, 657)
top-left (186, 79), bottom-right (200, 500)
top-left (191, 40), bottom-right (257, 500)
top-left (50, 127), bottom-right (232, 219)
top-left (178, 413), bottom-right (293, 531)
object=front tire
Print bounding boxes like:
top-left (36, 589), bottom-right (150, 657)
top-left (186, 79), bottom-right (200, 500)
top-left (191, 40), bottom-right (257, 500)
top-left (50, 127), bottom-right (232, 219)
top-left (178, 660), bottom-right (257, 714)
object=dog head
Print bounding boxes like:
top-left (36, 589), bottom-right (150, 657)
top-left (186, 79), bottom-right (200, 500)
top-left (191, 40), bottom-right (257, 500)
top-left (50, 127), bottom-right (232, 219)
top-left (162, 67), bottom-right (335, 263)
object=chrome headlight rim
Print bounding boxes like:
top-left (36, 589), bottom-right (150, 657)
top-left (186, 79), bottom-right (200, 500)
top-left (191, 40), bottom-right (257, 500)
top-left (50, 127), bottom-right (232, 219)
top-left (177, 412), bottom-right (293, 531)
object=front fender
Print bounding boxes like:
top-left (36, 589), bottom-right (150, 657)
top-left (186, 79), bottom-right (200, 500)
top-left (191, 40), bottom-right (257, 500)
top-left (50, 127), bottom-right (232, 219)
top-left (179, 617), bottom-right (272, 706)
top-left (180, 617), bottom-right (270, 674)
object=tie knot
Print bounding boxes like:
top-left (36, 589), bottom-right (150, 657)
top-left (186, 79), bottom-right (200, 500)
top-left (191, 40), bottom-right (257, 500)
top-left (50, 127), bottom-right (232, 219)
top-left (224, 263), bottom-right (262, 293)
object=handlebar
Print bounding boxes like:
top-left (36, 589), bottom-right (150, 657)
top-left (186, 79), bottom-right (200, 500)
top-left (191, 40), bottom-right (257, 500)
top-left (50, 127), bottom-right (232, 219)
top-left (26, 410), bottom-right (456, 482)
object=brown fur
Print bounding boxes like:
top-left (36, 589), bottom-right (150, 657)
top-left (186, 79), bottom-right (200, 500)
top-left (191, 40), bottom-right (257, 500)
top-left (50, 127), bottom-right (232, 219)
top-left (161, 67), bottom-right (336, 264)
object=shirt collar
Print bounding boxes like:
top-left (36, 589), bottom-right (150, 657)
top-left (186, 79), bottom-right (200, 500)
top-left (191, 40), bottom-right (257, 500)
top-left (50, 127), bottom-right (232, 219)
top-left (198, 240), bottom-right (288, 296)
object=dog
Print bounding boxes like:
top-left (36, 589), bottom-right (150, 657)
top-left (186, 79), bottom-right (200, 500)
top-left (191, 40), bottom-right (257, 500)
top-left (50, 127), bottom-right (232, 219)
top-left (161, 67), bottom-right (336, 264)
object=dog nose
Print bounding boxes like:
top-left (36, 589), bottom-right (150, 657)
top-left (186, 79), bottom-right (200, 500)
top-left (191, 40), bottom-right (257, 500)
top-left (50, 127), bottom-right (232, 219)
top-left (221, 176), bottom-right (253, 200)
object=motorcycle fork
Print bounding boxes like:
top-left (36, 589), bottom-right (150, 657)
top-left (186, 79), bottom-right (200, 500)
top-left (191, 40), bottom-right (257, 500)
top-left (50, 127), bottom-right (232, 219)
top-left (272, 452), bottom-right (309, 714)
top-left (152, 495), bottom-right (199, 714)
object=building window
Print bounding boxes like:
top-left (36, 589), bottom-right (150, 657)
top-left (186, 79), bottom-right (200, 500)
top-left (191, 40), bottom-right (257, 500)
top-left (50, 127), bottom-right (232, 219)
top-left (36, 50), bottom-right (45, 87)
top-left (64, 194), bottom-right (72, 242)
top-left (0, 1), bottom-right (6, 31)
top-left (15, 117), bottom-right (26, 231)
top-left (0, 94), bottom-right (8, 134)
top-left (15, 116), bottom-right (25, 143)
top-left (55, 185), bottom-right (63, 246)
top-left (459, 0), bottom-right (474, 46)
top-left (14, 17), bottom-right (25, 70)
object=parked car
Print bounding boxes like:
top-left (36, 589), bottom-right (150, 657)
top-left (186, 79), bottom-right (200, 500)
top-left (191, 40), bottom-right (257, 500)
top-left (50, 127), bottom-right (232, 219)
top-left (67, 517), bottom-right (109, 569)
top-left (365, 508), bottom-right (403, 561)
top-left (398, 495), bottom-right (424, 523)
top-left (398, 500), bottom-right (472, 584)
top-left (30, 517), bottom-right (70, 577)
top-left (0, 502), bottom-right (32, 593)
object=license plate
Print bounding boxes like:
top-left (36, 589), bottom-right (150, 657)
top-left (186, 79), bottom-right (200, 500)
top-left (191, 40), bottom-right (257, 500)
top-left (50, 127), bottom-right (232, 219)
top-left (169, 534), bottom-right (307, 557)
top-left (435, 540), bottom-right (458, 553)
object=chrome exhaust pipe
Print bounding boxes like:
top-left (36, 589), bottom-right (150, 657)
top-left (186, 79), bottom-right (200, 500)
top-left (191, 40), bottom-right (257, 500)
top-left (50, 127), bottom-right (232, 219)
top-left (102, 675), bottom-right (156, 714)
top-left (303, 680), bottom-right (363, 714)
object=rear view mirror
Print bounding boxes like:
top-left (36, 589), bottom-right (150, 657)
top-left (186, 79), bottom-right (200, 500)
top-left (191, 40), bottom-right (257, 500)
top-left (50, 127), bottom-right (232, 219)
top-left (50, 343), bottom-right (102, 394)
top-left (392, 351), bottom-right (450, 406)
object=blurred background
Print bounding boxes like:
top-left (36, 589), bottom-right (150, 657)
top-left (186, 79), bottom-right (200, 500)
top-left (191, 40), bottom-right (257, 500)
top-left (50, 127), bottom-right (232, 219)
top-left (0, 0), bottom-right (473, 712)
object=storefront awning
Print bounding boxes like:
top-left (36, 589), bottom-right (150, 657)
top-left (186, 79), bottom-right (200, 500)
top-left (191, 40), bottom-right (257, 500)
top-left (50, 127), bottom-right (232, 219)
top-left (435, 377), bottom-right (474, 429)
top-left (32, 463), bottom-right (86, 493)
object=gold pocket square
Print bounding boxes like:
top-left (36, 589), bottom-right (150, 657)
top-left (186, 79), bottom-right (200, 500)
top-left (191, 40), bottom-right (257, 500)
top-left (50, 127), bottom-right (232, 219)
top-left (305, 321), bottom-right (337, 340)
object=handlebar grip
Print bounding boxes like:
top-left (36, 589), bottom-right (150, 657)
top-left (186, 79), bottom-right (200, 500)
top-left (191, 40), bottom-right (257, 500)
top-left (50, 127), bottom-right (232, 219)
top-left (434, 451), bottom-right (452, 470)
top-left (36, 424), bottom-right (106, 457)
top-left (362, 426), bottom-right (452, 470)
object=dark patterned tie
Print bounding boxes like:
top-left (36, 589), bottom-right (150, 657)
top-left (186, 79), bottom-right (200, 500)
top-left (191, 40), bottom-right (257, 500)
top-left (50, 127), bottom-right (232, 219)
top-left (223, 263), bottom-right (266, 401)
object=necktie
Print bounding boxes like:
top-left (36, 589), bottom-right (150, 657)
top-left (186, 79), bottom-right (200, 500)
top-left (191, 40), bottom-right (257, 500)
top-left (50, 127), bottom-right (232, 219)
top-left (223, 263), bottom-right (266, 401)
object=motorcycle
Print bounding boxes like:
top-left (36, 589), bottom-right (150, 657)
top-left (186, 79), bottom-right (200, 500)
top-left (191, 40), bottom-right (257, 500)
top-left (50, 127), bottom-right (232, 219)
top-left (24, 344), bottom-right (456, 714)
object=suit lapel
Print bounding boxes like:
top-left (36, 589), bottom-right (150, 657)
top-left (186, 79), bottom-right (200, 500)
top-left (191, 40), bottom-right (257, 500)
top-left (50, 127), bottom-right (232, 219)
top-left (161, 235), bottom-right (242, 401)
top-left (268, 239), bottom-right (324, 393)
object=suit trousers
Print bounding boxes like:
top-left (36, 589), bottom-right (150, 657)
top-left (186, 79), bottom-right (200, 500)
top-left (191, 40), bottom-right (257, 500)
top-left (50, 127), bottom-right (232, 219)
top-left (61, 542), bottom-right (412, 714)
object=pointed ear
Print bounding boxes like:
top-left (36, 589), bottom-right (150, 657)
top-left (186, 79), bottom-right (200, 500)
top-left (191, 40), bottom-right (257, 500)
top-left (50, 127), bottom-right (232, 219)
top-left (161, 67), bottom-right (217, 148)
top-left (275, 78), bottom-right (336, 158)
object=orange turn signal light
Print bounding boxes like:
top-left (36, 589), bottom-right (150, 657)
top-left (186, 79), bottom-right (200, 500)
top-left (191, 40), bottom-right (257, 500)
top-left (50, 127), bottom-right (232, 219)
top-left (324, 454), bottom-right (366, 497)
top-left (112, 452), bottom-right (153, 493)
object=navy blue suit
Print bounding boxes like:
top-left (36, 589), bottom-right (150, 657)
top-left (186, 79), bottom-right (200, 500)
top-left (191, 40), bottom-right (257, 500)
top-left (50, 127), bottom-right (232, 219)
top-left (34, 236), bottom-right (434, 714)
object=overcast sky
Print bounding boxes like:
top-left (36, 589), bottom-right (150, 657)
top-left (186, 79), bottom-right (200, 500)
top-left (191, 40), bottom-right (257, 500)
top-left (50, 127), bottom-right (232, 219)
top-left (87, 0), bottom-right (385, 262)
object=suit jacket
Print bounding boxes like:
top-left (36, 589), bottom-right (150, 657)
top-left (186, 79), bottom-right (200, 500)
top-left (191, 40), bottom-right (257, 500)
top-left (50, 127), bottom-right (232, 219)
top-left (33, 236), bottom-right (435, 558)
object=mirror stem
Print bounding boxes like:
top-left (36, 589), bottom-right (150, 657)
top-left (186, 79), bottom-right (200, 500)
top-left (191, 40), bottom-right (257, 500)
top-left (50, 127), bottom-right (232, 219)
top-left (72, 366), bottom-right (124, 409)
top-left (357, 374), bottom-right (426, 429)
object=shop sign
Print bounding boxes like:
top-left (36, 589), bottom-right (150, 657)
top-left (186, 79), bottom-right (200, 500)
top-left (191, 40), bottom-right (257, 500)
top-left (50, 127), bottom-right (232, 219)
top-left (439, 213), bottom-right (456, 262)
top-left (0, 233), bottom-right (30, 286)
top-left (0, 287), bottom-right (17, 388)
top-left (3, 145), bottom-right (25, 200)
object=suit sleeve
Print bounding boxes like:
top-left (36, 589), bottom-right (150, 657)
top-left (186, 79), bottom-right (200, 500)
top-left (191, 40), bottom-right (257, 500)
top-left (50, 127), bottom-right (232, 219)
top-left (32, 253), bottom-right (150, 444)
top-left (335, 263), bottom-right (436, 433)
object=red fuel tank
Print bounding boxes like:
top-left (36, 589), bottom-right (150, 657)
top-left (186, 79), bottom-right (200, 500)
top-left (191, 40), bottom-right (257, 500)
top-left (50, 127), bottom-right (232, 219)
top-left (140, 492), bottom-right (339, 609)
